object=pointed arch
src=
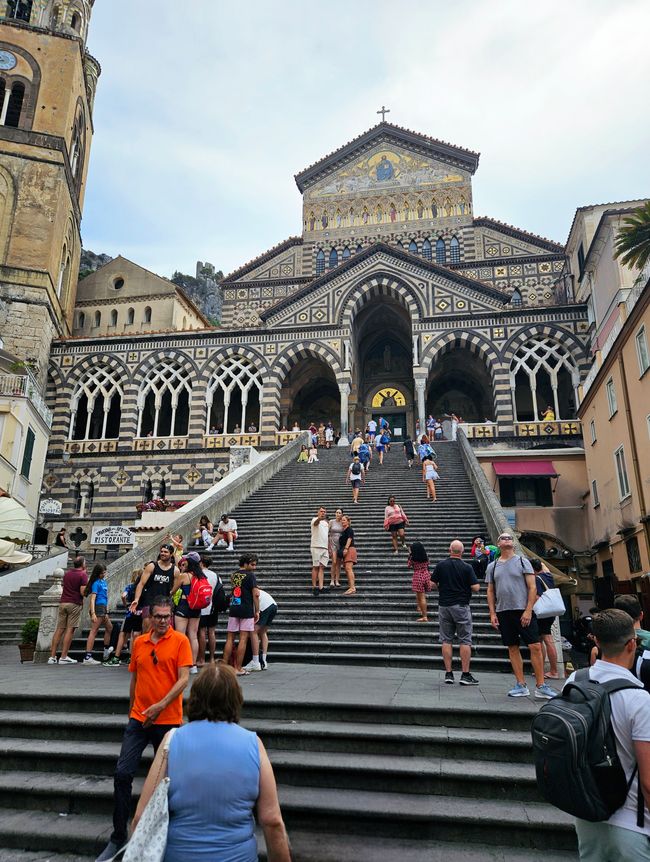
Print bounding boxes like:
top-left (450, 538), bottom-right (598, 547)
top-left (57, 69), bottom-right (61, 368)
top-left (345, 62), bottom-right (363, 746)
top-left (136, 357), bottom-right (192, 438)
top-left (338, 273), bottom-right (425, 328)
top-left (315, 248), bottom-right (325, 275)
top-left (408, 239), bottom-right (418, 255)
top-left (420, 330), bottom-right (501, 379)
top-left (342, 246), bottom-right (351, 261)
top-left (422, 238), bottom-right (432, 261)
top-left (450, 235), bottom-right (460, 264)
top-left (69, 364), bottom-right (124, 441)
top-left (329, 247), bottom-right (338, 269)
top-left (508, 335), bottom-right (581, 422)
top-left (274, 341), bottom-right (344, 385)
top-left (436, 237), bottom-right (446, 264)
top-left (206, 355), bottom-right (264, 433)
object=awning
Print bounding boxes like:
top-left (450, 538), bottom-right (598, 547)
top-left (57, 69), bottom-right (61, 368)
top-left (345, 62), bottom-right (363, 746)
top-left (493, 460), bottom-right (558, 478)
top-left (0, 538), bottom-right (32, 565)
top-left (0, 497), bottom-right (34, 542)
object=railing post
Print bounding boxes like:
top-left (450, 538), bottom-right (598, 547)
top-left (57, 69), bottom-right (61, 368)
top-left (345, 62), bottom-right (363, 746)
top-left (33, 568), bottom-right (65, 664)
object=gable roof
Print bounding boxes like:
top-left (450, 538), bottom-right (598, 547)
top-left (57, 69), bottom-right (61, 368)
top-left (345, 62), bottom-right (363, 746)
top-left (259, 241), bottom-right (506, 321)
top-left (473, 217), bottom-right (564, 253)
top-left (222, 236), bottom-right (303, 283)
top-left (294, 122), bottom-right (480, 193)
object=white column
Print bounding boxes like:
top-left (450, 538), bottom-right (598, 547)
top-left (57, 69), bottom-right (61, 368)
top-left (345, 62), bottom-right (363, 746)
top-left (412, 334), bottom-right (419, 367)
top-left (0, 89), bottom-right (10, 126)
top-left (414, 378), bottom-right (426, 437)
top-left (240, 389), bottom-right (248, 432)
top-left (530, 380), bottom-right (539, 421)
top-left (338, 383), bottom-right (351, 445)
top-left (344, 339), bottom-right (351, 371)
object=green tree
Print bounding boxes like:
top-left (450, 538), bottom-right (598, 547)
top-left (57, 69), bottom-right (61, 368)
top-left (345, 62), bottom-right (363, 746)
top-left (614, 201), bottom-right (650, 271)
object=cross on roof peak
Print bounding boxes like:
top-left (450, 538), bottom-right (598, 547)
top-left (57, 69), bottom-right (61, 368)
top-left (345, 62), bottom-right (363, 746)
top-left (377, 105), bottom-right (390, 122)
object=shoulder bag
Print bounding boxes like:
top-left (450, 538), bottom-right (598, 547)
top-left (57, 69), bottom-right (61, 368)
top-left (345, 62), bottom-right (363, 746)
top-left (533, 575), bottom-right (565, 620)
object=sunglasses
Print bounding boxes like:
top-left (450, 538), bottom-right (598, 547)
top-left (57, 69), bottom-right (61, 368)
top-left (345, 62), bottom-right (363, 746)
top-left (152, 614), bottom-right (172, 621)
top-left (150, 649), bottom-right (158, 666)
top-left (498, 535), bottom-right (513, 541)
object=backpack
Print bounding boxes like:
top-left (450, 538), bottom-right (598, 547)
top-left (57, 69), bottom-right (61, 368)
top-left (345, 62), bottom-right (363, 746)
top-left (358, 444), bottom-right (369, 461)
top-left (211, 576), bottom-right (229, 613)
top-left (187, 576), bottom-right (213, 611)
top-left (531, 668), bottom-right (644, 825)
top-left (351, 462), bottom-right (362, 476)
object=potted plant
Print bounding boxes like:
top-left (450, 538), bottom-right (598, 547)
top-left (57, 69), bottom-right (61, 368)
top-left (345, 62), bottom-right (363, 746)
top-left (18, 618), bottom-right (39, 663)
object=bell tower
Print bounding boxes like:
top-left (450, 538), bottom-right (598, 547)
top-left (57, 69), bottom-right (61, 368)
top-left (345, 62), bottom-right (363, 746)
top-left (0, 0), bottom-right (100, 381)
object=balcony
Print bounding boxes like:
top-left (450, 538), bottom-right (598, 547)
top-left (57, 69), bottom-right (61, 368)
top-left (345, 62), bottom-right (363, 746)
top-left (0, 373), bottom-right (53, 429)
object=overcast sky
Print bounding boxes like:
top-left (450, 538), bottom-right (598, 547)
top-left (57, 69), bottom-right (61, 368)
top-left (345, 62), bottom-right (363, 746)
top-left (82, 0), bottom-right (650, 279)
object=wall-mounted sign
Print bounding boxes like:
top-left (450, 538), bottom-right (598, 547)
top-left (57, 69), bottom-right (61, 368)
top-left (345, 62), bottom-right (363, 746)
top-left (91, 526), bottom-right (135, 546)
top-left (39, 498), bottom-right (62, 516)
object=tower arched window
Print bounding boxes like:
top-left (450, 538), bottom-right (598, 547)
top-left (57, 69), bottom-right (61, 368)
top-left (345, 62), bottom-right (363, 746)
top-left (144, 306), bottom-right (152, 323)
top-left (315, 249), bottom-right (325, 275)
top-left (408, 240), bottom-right (418, 254)
top-left (342, 246), bottom-right (350, 261)
top-left (137, 358), bottom-right (192, 438)
top-left (110, 309), bottom-right (118, 326)
top-left (6, 0), bottom-right (33, 22)
top-left (436, 238), bottom-right (446, 264)
top-left (355, 244), bottom-right (363, 254)
top-left (56, 244), bottom-right (68, 297)
top-left (5, 82), bottom-right (25, 128)
top-left (77, 311), bottom-right (85, 329)
top-left (450, 236), bottom-right (460, 264)
top-left (126, 307), bottom-right (134, 325)
top-left (69, 365), bottom-right (123, 441)
top-left (206, 356), bottom-right (263, 435)
top-left (93, 310), bottom-right (101, 328)
top-left (422, 238), bottom-right (432, 261)
top-left (71, 12), bottom-right (81, 31)
top-left (328, 247), bottom-right (338, 269)
top-left (73, 481), bottom-right (81, 514)
top-left (510, 337), bottom-right (580, 422)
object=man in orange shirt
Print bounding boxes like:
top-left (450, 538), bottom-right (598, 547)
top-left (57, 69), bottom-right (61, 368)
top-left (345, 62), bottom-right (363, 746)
top-left (96, 596), bottom-right (192, 861)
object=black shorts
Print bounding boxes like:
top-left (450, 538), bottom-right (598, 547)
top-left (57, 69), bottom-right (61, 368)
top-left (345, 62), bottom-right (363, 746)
top-left (122, 615), bottom-right (143, 635)
top-left (388, 521), bottom-right (406, 532)
top-left (175, 600), bottom-right (201, 620)
top-left (258, 605), bottom-right (277, 627)
top-left (199, 612), bottom-right (218, 629)
top-left (536, 616), bottom-right (554, 636)
top-left (496, 609), bottom-right (540, 647)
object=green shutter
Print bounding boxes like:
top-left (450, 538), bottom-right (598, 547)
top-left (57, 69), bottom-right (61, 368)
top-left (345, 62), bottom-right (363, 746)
top-left (20, 427), bottom-right (36, 479)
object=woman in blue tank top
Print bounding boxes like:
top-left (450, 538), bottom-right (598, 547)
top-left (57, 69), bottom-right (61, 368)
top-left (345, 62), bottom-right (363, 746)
top-left (132, 663), bottom-right (290, 862)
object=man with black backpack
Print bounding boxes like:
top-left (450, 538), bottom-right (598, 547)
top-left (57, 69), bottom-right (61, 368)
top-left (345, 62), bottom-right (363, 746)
top-left (533, 609), bottom-right (650, 860)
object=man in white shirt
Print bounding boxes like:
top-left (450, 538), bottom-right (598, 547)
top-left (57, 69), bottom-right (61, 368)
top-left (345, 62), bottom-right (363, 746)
top-left (217, 514), bottom-right (238, 551)
top-left (566, 609), bottom-right (650, 860)
top-left (197, 555), bottom-right (219, 666)
top-left (310, 507), bottom-right (329, 597)
top-left (367, 418), bottom-right (377, 440)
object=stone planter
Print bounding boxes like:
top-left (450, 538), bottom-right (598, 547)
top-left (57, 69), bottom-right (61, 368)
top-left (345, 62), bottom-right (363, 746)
top-left (133, 511), bottom-right (179, 530)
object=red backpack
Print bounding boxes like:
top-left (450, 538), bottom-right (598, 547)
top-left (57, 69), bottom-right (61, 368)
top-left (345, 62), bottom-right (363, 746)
top-left (188, 576), bottom-right (213, 611)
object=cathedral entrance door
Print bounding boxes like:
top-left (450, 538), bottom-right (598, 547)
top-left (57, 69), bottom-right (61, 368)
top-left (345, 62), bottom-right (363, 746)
top-left (372, 412), bottom-right (407, 441)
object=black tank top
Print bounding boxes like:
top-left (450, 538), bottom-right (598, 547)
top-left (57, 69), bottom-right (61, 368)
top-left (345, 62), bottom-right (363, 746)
top-left (140, 560), bottom-right (174, 607)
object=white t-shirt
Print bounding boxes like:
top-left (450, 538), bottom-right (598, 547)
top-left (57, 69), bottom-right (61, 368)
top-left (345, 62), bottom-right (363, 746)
top-left (325, 427), bottom-right (334, 441)
top-left (218, 518), bottom-right (237, 534)
top-left (565, 660), bottom-right (650, 834)
top-left (310, 518), bottom-right (329, 549)
top-left (258, 589), bottom-right (276, 611)
top-left (367, 420), bottom-right (377, 433)
top-left (200, 568), bottom-right (218, 616)
top-left (349, 462), bottom-right (364, 479)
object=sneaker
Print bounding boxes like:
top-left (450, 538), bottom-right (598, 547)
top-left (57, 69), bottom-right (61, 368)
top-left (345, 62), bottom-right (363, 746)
top-left (227, 544), bottom-right (234, 551)
top-left (535, 683), bottom-right (559, 700)
top-left (444, 671), bottom-right (454, 684)
top-left (83, 656), bottom-right (100, 665)
top-left (507, 682), bottom-right (530, 697)
top-left (58, 656), bottom-right (77, 664)
top-left (312, 587), bottom-right (319, 597)
top-left (460, 672), bottom-right (480, 686)
top-left (244, 660), bottom-right (262, 672)
top-left (102, 656), bottom-right (121, 667)
top-left (189, 665), bottom-right (198, 675)
top-left (96, 841), bottom-right (121, 862)
top-left (47, 656), bottom-right (58, 665)
top-left (102, 646), bottom-right (114, 662)
top-left (261, 658), bottom-right (267, 670)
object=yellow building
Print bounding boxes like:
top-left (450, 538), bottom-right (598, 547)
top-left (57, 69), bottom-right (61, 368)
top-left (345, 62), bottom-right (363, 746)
top-left (72, 256), bottom-right (211, 337)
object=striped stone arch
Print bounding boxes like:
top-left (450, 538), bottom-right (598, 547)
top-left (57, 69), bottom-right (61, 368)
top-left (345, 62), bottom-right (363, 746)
top-left (273, 341), bottom-right (345, 384)
top-left (61, 354), bottom-right (130, 392)
top-left (503, 324), bottom-right (590, 372)
top-left (199, 345), bottom-right (269, 383)
top-left (131, 348), bottom-right (200, 383)
top-left (338, 273), bottom-right (424, 328)
top-left (420, 331), bottom-right (501, 379)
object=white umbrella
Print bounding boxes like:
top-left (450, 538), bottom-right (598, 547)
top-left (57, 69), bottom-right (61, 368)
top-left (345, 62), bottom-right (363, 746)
top-left (0, 497), bottom-right (34, 542)
top-left (0, 538), bottom-right (32, 565)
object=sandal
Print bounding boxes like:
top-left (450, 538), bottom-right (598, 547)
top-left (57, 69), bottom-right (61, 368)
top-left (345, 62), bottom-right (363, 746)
top-left (416, 617), bottom-right (429, 622)
top-left (343, 589), bottom-right (357, 595)
top-left (235, 669), bottom-right (250, 676)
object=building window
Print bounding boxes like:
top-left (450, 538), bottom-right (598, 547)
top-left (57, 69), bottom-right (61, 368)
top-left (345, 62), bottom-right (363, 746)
top-left (342, 246), bottom-right (350, 261)
top-left (93, 310), bottom-right (101, 328)
top-left (87, 480), bottom-right (94, 514)
top-left (315, 249), bottom-right (325, 275)
top-left (422, 238), bottom-right (432, 261)
top-left (137, 358), bottom-right (191, 438)
top-left (6, 0), bottom-right (33, 22)
top-left (606, 378), bottom-right (617, 417)
top-left (590, 419), bottom-right (596, 444)
top-left (71, 11), bottom-right (81, 31)
top-left (69, 365), bottom-right (123, 441)
top-left (626, 536), bottom-right (642, 573)
top-left (499, 477), bottom-right (553, 507)
top-left (577, 242), bottom-right (586, 279)
top-left (113, 277), bottom-right (124, 290)
top-left (206, 356), bottom-right (263, 434)
top-left (4, 82), bottom-right (25, 128)
top-left (355, 244), bottom-right (363, 254)
top-left (77, 311), bottom-right (85, 329)
top-left (110, 309), bottom-right (118, 326)
top-left (143, 479), bottom-right (153, 504)
top-left (144, 306), bottom-right (152, 323)
top-left (20, 426), bottom-right (35, 479)
top-left (510, 337), bottom-right (579, 421)
top-left (450, 236), bottom-right (460, 264)
top-left (73, 481), bottom-right (81, 514)
top-left (328, 247), bottom-right (338, 269)
top-left (408, 240), bottom-right (418, 254)
top-left (126, 307), bottom-right (135, 325)
top-left (636, 325), bottom-right (649, 376)
top-left (436, 238), bottom-right (446, 264)
top-left (511, 289), bottom-right (522, 307)
top-left (591, 479), bottom-right (599, 508)
top-left (614, 445), bottom-right (631, 500)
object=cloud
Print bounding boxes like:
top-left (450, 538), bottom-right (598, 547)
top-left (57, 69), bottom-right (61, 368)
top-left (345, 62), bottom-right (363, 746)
top-left (82, 0), bottom-right (650, 276)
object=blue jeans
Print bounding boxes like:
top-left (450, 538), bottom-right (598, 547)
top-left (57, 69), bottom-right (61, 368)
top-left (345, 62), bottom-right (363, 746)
top-left (111, 717), bottom-right (177, 845)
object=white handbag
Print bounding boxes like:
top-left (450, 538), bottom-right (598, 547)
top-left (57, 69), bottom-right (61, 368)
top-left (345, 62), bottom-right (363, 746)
top-left (111, 728), bottom-right (177, 862)
top-left (533, 577), bottom-right (565, 620)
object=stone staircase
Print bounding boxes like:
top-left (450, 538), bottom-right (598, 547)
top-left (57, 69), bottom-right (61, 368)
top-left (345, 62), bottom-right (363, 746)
top-left (0, 573), bottom-right (60, 644)
top-left (0, 442), bottom-right (576, 860)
